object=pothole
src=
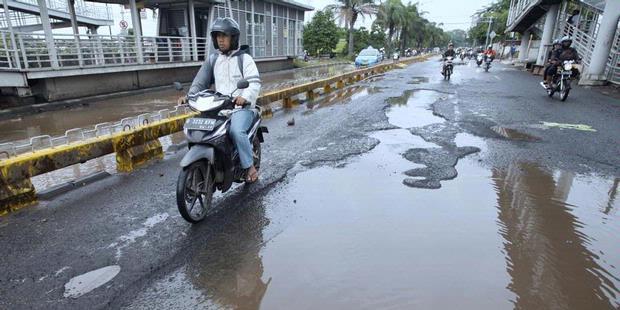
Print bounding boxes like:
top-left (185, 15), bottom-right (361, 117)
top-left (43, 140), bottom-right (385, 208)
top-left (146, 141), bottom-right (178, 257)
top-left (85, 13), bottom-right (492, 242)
top-left (490, 126), bottom-right (542, 142)
top-left (386, 90), bottom-right (445, 128)
top-left (402, 146), bottom-right (481, 189)
top-left (407, 76), bottom-right (430, 84)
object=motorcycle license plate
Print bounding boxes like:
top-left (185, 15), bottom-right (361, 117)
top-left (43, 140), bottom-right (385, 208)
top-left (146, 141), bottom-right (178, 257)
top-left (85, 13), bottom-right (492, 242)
top-left (185, 118), bottom-right (216, 131)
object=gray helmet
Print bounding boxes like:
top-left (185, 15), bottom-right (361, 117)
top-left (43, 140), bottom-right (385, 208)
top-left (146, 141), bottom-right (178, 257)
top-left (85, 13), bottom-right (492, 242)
top-left (210, 17), bottom-right (241, 51)
top-left (560, 36), bottom-right (572, 45)
top-left (552, 39), bottom-right (560, 45)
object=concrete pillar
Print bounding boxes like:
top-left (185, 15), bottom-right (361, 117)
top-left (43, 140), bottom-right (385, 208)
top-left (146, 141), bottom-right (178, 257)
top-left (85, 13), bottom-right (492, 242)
top-left (582, 0), bottom-right (620, 85)
top-left (251, 0), bottom-right (256, 56)
top-left (518, 30), bottom-right (531, 62)
top-left (129, 0), bottom-right (144, 64)
top-left (2, 0), bottom-right (21, 69)
top-left (536, 4), bottom-right (560, 66)
top-left (188, 0), bottom-right (198, 61)
top-left (37, 0), bottom-right (59, 68)
top-left (67, 0), bottom-right (83, 66)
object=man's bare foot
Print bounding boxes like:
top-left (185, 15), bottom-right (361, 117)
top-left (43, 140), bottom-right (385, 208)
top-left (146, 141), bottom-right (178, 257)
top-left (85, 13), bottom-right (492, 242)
top-left (245, 165), bottom-right (258, 183)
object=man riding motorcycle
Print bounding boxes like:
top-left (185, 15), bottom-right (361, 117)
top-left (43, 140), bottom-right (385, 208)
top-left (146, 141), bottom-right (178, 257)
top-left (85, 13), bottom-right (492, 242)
top-left (542, 39), bottom-right (562, 86)
top-left (543, 36), bottom-right (580, 88)
top-left (441, 43), bottom-right (456, 75)
top-left (484, 45), bottom-right (497, 61)
top-left (186, 17), bottom-right (262, 183)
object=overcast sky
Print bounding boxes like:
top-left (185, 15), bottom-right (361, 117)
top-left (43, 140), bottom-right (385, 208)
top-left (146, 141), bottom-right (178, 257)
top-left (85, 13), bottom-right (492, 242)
top-left (56, 0), bottom-right (497, 36)
top-left (305, 0), bottom-right (496, 31)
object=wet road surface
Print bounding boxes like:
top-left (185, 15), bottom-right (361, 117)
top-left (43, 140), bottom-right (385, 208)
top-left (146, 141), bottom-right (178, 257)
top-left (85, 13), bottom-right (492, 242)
top-left (0, 57), bottom-right (619, 309)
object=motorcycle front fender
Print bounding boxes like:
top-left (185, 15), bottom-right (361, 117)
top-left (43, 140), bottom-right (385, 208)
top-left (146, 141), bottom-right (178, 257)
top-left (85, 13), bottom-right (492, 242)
top-left (180, 144), bottom-right (214, 168)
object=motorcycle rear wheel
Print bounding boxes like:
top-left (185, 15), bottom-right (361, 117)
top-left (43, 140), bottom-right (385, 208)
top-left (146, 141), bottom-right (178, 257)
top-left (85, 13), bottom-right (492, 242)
top-left (177, 161), bottom-right (214, 223)
top-left (252, 135), bottom-right (261, 171)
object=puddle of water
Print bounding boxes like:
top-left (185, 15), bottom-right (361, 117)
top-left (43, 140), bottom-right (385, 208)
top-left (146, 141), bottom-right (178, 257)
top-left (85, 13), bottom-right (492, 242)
top-left (490, 126), bottom-right (541, 142)
top-left (63, 265), bottom-right (121, 299)
top-left (386, 90), bottom-right (445, 128)
top-left (407, 76), bottom-right (430, 84)
top-left (126, 128), bottom-right (620, 309)
top-left (305, 86), bottom-right (382, 111)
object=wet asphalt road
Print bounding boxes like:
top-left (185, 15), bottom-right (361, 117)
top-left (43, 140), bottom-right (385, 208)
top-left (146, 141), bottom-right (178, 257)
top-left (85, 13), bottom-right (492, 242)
top-left (0, 57), bottom-right (619, 309)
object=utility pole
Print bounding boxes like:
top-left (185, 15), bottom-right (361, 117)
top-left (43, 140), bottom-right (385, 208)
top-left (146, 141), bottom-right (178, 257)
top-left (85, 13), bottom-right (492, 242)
top-left (484, 17), bottom-right (494, 47)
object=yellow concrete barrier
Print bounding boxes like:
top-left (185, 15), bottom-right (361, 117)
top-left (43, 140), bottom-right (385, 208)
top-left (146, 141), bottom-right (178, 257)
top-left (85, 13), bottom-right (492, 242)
top-left (0, 54), bottom-right (431, 213)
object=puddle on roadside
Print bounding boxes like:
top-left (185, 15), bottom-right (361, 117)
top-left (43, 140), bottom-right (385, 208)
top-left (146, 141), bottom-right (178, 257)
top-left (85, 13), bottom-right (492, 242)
top-left (407, 76), bottom-right (430, 84)
top-left (386, 90), bottom-right (445, 128)
top-left (128, 128), bottom-right (620, 309)
top-left (304, 85), bottom-right (382, 111)
top-left (490, 126), bottom-right (542, 142)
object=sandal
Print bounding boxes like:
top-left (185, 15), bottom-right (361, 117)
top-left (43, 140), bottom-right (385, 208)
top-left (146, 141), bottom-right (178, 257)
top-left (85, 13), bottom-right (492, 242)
top-left (245, 167), bottom-right (259, 184)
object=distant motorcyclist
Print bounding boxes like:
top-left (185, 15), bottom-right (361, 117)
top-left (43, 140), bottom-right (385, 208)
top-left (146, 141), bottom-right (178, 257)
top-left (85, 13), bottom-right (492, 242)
top-left (543, 36), bottom-right (580, 88)
top-left (442, 43), bottom-right (456, 59)
top-left (441, 43), bottom-right (456, 75)
top-left (484, 45), bottom-right (497, 61)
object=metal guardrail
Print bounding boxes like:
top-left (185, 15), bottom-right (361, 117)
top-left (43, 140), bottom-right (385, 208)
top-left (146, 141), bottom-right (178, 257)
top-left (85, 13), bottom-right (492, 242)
top-left (0, 31), bottom-right (209, 69)
top-left (0, 55), bottom-right (430, 213)
top-left (12, 0), bottom-right (112, 20)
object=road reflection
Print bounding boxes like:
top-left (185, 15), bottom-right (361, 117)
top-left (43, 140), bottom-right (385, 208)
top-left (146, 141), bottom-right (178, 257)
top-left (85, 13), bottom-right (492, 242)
top-left (187, 196), bottom-right (271, 309)
top-left (492, 162), bottom-right (619, 309)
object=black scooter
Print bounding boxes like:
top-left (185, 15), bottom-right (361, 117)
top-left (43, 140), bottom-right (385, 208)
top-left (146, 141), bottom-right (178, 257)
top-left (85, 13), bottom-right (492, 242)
top-left (175, 80), bottom-right (268, 223)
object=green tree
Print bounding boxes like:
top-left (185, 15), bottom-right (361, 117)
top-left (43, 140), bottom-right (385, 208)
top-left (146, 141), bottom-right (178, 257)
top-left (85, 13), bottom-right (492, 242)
top-left (375, 0), bottom-right (406, 54)
top-left (468, 0), bottom-right (511, 47)
top-left (447, 29), bottom-right (468, 47)
top-left (369, 22), bottom-right (386, 49)
top-left (303, 10), bottom-right (340, 57)
top-left (327, 0), bottom-right (378, 57)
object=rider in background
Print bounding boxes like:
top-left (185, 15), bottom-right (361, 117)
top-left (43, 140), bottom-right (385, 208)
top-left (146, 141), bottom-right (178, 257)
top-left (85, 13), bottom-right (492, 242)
top-left (542, 39), bottom-right (562, 87)
top-left (484, 45), bottom-right (497, 61)
top-left (543, 36), bottom-right (580, 88)
top-left (441, 43), bottom-right (456, 75)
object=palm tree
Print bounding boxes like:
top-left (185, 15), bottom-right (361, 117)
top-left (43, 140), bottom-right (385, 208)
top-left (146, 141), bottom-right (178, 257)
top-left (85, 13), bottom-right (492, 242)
top-left (327, 0), bottom-right (378, 57)
top-left (375, 0), bottom-right (406, 54)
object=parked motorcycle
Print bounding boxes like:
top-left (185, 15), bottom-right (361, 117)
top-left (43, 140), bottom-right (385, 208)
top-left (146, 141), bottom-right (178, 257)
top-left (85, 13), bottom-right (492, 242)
top-left (175, 80), bottom-right (268, 223)
top-left (543, 60), bottom-right (580, 101)
top-left (442, 56), bottom-right (454, 80)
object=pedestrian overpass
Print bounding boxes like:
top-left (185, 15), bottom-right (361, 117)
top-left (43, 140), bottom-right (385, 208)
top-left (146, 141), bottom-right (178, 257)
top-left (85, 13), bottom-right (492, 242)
top-left (507, 0), bottom-right (619, 85)
top-left (0, 0), bottom-right (312, 105)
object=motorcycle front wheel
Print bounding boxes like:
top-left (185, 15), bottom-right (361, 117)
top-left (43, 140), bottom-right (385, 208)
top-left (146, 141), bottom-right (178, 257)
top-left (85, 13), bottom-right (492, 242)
top-left (176, 161), bottom-right (214, 223)
top-left (560, 84), bottom-right (570, 101)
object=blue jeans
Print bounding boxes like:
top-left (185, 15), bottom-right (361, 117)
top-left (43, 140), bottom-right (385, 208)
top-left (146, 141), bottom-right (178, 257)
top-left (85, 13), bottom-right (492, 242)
top-left (229, 109), bottom-right (254, 169)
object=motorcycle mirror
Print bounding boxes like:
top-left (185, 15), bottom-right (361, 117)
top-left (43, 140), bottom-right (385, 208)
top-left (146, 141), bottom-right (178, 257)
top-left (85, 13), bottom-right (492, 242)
top-left (173, 82), bottom-right (184, 91)
top-left (236, 79), bottom-right (250, 90)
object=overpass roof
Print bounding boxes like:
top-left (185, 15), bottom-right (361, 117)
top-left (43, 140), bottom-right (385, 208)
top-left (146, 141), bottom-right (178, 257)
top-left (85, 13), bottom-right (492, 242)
top-left (580, 0), bottom-right (605, 12)
top-left (86, 0), bottom-right (313, 11)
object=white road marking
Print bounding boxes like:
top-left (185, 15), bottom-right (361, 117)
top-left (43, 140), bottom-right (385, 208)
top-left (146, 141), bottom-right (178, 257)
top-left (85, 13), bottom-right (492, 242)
top-left (63, 265), bottom-right (121, 299)
top-left (109, 213), bottom-right (170, 259)
top-left (494, 76), bottom-right (501, 81)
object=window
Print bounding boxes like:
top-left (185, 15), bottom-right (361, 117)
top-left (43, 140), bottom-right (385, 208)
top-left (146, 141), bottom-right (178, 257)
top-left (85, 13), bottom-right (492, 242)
top-left (272, 17), bottom-right (278, 56)
top-left (288, 20), bottom-right (295, 55)
top-left (254, 14), bottom-right (266, 56)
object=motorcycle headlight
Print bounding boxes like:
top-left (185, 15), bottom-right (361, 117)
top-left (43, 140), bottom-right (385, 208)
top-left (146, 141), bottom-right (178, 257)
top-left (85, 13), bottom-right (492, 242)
top-left (564, 63), bottom-right (573, 70)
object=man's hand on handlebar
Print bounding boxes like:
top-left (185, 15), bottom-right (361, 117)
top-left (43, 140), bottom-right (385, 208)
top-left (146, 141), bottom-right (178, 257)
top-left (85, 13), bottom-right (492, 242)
top-left (177, 95), bottom-right (188, 105)
top-left (233, 96), bottom-right (247, 107)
